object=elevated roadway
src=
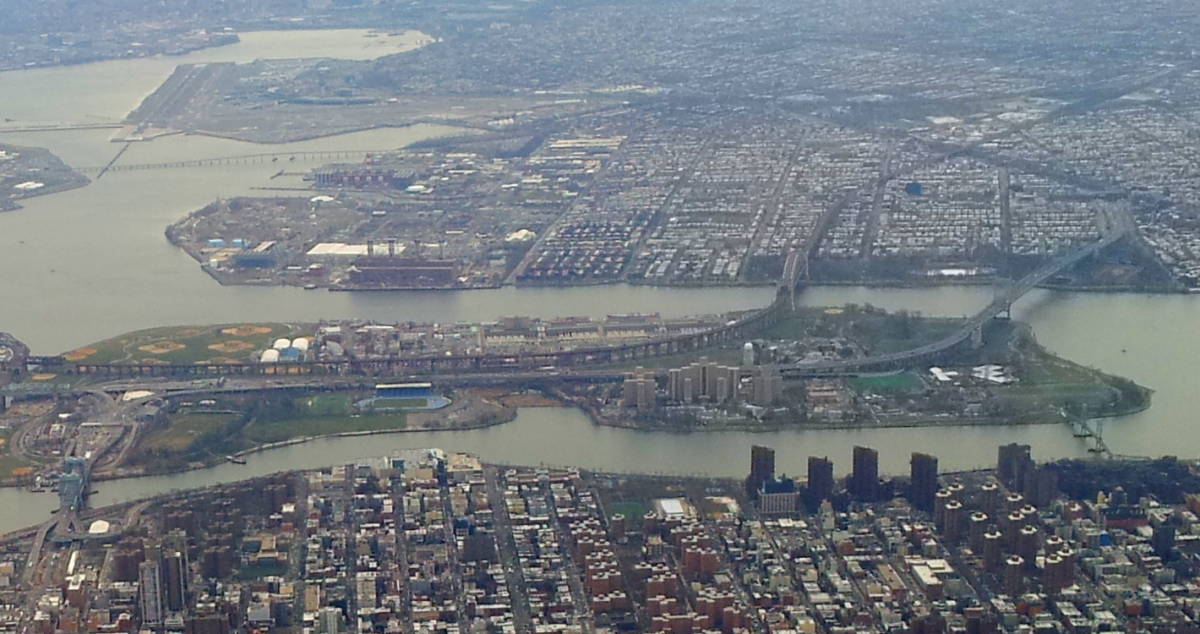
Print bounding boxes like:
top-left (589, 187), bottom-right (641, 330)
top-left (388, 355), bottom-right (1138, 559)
top-left (777, 231), bottom-right (1126, 375)
top-left (4, 234), bottom-right (1126, 386)
top-left (75, 149), bottom-right (385, 174)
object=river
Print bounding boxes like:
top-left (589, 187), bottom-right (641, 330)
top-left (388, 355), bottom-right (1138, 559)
top-left (1, 30), bottom-right (1199, 534)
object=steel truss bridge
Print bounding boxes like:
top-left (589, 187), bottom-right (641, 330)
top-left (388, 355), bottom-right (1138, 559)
top-left (3, 233), bottom-right (1125, 388)
top-left (775, 231), bottom-right (1127, 376)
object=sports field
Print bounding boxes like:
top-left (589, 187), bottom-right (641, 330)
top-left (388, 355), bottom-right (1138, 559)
top-left (62, 323), bottom-right (302, 365)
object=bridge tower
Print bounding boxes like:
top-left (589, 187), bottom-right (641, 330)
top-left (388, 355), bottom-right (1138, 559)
top-left (993, 276), bottom-right (1013, 320)
top-left (1089, 418), bottom-right (1107, 456)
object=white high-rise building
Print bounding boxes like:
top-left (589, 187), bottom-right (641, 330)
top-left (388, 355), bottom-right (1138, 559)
top-left (742, 341), bottom-right (756, 367)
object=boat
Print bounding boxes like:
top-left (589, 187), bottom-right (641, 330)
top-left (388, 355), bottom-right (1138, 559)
top-left (225, 455), bottom-right (247, 465)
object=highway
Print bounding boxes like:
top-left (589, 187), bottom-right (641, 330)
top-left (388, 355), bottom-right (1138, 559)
top-left (778, 231), bottom-right (1127, 375)
top-left (4, 227), bottom-right (1125, 400)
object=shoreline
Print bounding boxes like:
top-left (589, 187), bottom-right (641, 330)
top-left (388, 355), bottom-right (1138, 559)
top-left (578, 402), bottom-right (1151, 435)
top-left (1, 178), bottom-right (90, 212)
top-left (0, 457), bottom-right (1031, 545)
top-left (161, 271), bottom-right (1197, 296)
top-left (159, 263), bottom-right (1196, 295)
top-left (0, 399), bottom-right (517, 489)
top-left (0, 38), bottom-right (241, 75)
top-left (185, 119), bottom-right (478, 146)
top-left (0, 380), bottom-right (1152, 490)
top-left (0, 397), bottom-right (1143, 491)
top-left (0, 26), bottom-right (435, 76)
top-left (0, 365), bottom-right (1152, 492)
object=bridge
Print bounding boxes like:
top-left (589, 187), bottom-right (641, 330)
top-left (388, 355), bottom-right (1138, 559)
top-left (3, 232), bottom-right (1125, 385)
top-left (47, 455), bottom-right (93, 545)
top-left (777, 231), bottom-right (1127, 375)
top-left (1070, 417), bottom-right (1114, 459)
top-left (0, 123), bottom-right (122, 134)
top-left (75, 149), bottom-right (387, 174)
top-left (15, 306), bottom-right (783, 379)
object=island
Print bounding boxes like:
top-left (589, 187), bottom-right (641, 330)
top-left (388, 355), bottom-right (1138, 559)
top-left (0, 143), bottom-right (88, 212)
top-left (0, 304), bottom-right (1149, 484)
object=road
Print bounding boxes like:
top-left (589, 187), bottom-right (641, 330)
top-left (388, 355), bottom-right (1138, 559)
top-left (485, 465), bottom-right (535, 634)
top-left (780, 230), bottom-right (1126, 375)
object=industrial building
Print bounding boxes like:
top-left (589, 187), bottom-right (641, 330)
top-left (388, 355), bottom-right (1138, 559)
top-left (344, 257), bottom-right (460, 289)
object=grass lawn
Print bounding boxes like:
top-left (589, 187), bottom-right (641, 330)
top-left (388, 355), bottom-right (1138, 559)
top-left (759, 309), bottom-right (963, 354)
top-left (609, 501), bottom-right (647, 521)
top-left (0, 431), bottom-right (33, 478)
top-left (246, 393), bottom-right (406, 443)
top-left (851, 371), bottom-right (925, 394)
top-left (238, 559), bottom-right (288, 580)
top-left (1000, 336), bottom-right (1146, 416)
top-left (864, 318), bottom-right (962, 354)
top-left (0, 455), bottom-right (33, 479)
top-left (63, 323), bottom-right (299, 365)
top-left (294, 393), bottom-right (354, 416)
top-left (994, 383), bottom-right (1116, 413)
top-left (141, 413), bottom-right (237, 453)
top-left (244, 413), bottom-right (407, 444)
top-left (1021, 352), bottom-right (1100, 385)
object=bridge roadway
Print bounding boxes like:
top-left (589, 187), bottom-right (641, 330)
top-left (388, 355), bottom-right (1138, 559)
top-left (0, 123), bottom-right (122, 134)
top-left (4, 234), bottom-right (1124, 388)
top-left (19, 305), bottom-right (786, 380)
top-left (777, 231), bottom-right (1126, 375)
top-left (74, 149), bottom-right (385, 174)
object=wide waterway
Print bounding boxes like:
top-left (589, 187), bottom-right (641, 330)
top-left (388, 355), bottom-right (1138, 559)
top-left (2, 30), bottom-right (1200, 534)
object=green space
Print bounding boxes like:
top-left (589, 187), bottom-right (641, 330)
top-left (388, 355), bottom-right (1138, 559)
top-left (0, 429), bottom-right (33, 478)
top-left (286, 393), bottom-right (352, 416)
top-left (995, 335), bottom-right (1149, 420)
top-left (992, 384), bottom-right (1117, 418)
top-left (605, 305), bottom-right (963, 374)
top-left (608, 501), bottom-right (647, 521)
top-left (129, 392), bottom-right (411, 474)
top-left (63, 323), bottom-right (301, 365)
top-left (851, 371), bottom-right (925, 394)
top-left (237, 559), bottom-right (288, 580)
top-left (245, 413), bottom-right (407, 444)
top-left (243, 393), bottom-right (407, 444)
top-left (761, 306), bottom-right (962, 355)
top-left (140, 412), bottom-right (238, 453)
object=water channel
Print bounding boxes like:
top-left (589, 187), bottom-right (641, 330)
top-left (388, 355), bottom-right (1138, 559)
top-left (1, 30), bottom-right (1199, 534)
